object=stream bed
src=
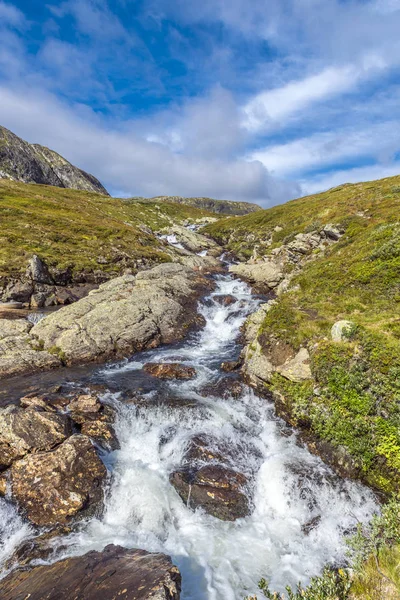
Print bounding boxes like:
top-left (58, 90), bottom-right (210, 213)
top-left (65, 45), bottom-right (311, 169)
top-left (0, 272), bottom-right (378, 599)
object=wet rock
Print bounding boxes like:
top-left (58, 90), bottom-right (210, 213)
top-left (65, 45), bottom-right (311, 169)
top-left (221, 360), bottom-right (241, 372)
top-left (0, 544), bottom-right (181, 600)
top-left (302, 515), bottom-right (321, 535)
top-left (0, 405), bottom-right (71, 469)
top-left (170, 464), bottom-right (250, 521)
top-left (144, 363), bottom-right (197, 380)
top-left (2, 280), bottom-right (33, 303)
top-left (200, 376), bottom-right (245, 400)
top-left (6, 526), bottom-right (72, 569)
top-left (11, 434), bottom-right (106, 526)
top-left (65, 394), bottom-right (118, 449)
top-left (331, 319), bottom-right (354, 342)
top-left (213, 294), bottom-right (237, 306)
top-left (275, 348), bottom-right (312, 382)
top-left (0, 471), bottom-right (7, 495)
top-left (20, 394), bottom-right (57, 412)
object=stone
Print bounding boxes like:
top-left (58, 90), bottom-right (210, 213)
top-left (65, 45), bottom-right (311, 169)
top-left (26, 255), bottom-right (54, 285)
top-left (11, 434), bottom-right (106, 526)
top-left (243, 340), bottom-right (274, 388)
top-left (0, 544), bottom-right (181, 600)
top-left (170, 464), bottom-right (249, 521)
top-left (2, 280), bottom-right (33, 303)
top-left (66, 394), bottom-right (118, 449)
top-left (0, 471), bottom-right (7, 496)
top-left (200, 377), bottom-right (245, 400)
top-left (213, 294), bottom-right (237, 306)
top-left (221, 360), bottom-right (241, 372)
top-left (30, 264), bottom-right (210, 368)
top-left (323, 223), bottom-right (344, 241)
top-left (276, 348), bottom-right (312, 382)
top-left (144, 363), bottom-right (197, 380)
top-left (0, 318), bottom-right (61, 379)
top-left (164, 224), bottom-right (221, 254)
top-left (230, 261), bottom-right (283, 290)
top-left (0, 405), bottom-right (71, 469)
top-left (331, 320), bottom-right (354, 342)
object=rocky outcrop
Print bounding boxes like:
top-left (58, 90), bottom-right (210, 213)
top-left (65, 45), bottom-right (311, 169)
top-left (170, 465), bottom-right (249, 521)
top-left (11, 434), bottom-right (106, 526)
top-left (0, 545), bottom-right (181, 600)
top-left (0, 125), bottom-right (109, 194)
top-left (0, 264), bottom-right (211, 379)
top-left (162, 225), bottom-right (222, 256)
top-left (331, 320), bottom-right (354, 342)
top-left (142, 195), bottom-right (261, 215)
top-left (144, 363), bottom-right (197, 380)
top-left (0, 318), bottom-right (61, 378)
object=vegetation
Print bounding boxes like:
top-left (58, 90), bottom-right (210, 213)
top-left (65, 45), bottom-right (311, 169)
top-left (247, 497), bottom-right (400, 600)
top-left (0, 179), bottom-right (216, 277)
top-left (206, 175), bottom-right (400, 494)
top-left (132, 195), bottom-right (261, 215)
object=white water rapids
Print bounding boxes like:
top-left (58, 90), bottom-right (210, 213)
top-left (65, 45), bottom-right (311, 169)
top-left (0, 274), bottom-right (378, 599)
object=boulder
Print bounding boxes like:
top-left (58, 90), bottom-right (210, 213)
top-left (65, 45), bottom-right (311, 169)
top-left (2, 280), bottom-right (33, 303)
top-left (11, 434), bottom-right (106, 526)
top-left (0, 318), bottom-right (61, 379)
top-left (0, 405), bottom-right (71, 469)
top-left (0, 545), bottom-right (181, 600)
top-left (30, 264), bottom-right (210, 368)
top-left (67, 394), bottom-right (118, 450)
top-left (165, 224), bottom-right (221, 254)
top-left (220, 360), bottom-right (241, 372)
top-left (230, 261), bottom-right (283, 290)
top-left (323, 223), bottom-right (344, 241)
top-left (243, 340), bottom-right (274, 388)
top-left (276, 348), bottom-right (312, 382)
top-left (213, 294), bottom-right (237, 306)
top-left (170, 464), bottom-right (249, 521)
top-left (144, 363), bottom-right (197, 380)
top-left (0, 471), bottom-right (7, 496)
top-left (26, 255), bottom-right (54, 285)
top-left (200, 377), bottom-right (245, 400)
top-left (331, 320), bottom-right (354, 342)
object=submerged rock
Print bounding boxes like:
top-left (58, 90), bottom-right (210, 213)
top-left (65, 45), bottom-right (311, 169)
top-left (144, 362), bottom-right (197, 380)
top-left (11, 434), bottom-right (106, 526)
top-left (170, 464), bottom-right (250, 521)
top-left (0, 544), bottom-right (181, 600)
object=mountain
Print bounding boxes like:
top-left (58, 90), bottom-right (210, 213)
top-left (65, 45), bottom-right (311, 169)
top-left (131, 195), bottom-right (261, 215)
top-left (0, 126), bottom-right (109, 195)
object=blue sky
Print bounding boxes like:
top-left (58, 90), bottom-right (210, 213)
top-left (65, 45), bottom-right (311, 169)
top-left (0, 0), bottom-right (400, 206)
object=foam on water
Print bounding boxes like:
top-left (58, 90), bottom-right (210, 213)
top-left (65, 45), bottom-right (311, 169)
top-left (0, 275), bottom-right (378, 598)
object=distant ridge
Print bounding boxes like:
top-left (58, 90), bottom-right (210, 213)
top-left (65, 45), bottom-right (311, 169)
top-left (0, 125), bottom-right (109, 195)
top-left (131, 195), bottom-right (261, 216)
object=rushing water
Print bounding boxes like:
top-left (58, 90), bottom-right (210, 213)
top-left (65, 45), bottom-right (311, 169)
top-left (0, 274), bottom-right (378, 598)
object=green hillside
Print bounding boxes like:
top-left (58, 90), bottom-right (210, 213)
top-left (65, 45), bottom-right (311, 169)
top-left (0, 180), bottom-right (215, 278)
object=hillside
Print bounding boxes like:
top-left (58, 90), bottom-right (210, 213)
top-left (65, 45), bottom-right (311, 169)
top-left (131, 195), bottom-right (261, 215)
top-left (0, 126), bottom-right (108, 195)
top-left (0, 179), bottom-right (216, 280)
top-left (205, 175), bottom-right (400, 495)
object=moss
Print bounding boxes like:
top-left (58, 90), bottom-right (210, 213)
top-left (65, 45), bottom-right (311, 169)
top-left (47, 345), bottom-right (67, 363)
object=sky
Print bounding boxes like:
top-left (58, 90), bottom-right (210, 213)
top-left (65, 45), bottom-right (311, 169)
top-left (0, 0), bottom-right (400, 206)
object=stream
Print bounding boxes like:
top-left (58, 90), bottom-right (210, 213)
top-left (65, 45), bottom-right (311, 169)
top-left (0, 271), bottom-right (378, 599)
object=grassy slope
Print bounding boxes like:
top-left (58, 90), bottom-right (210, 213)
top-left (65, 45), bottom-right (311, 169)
top-left (0, 180), bottom-right (215, 277)
top-left (206, 175), bottom-right (400, 494)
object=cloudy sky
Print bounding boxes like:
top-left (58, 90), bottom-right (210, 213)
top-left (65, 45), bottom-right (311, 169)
top-left (1, 0), bottom-right (400, 206)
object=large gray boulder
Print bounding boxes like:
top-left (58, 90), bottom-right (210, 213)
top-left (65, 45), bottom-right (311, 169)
top-left (0, 545), bottom-right (181, 600)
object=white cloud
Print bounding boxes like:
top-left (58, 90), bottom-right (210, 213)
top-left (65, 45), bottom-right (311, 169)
top-left (0, 85), bottom-right (299, 206)
top-left (302, 162), bottom-right (400, 195)
top-left (0, 1), bottom-right (25, 27)
top-left (251, 121), bottom-right (400, 176)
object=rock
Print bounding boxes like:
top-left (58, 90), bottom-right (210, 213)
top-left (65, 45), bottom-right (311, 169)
top-left (0, 301), bottom-right (23, 310)
top-left (29, 264), bottom-right (210, 368)
top-left (0, 405), bottom-right (71, 469)
top-left (0, 125), bottom-right (109, 195)
top-left (20, 395), bottom-right (56, 412)
top-left (164, 225), bottom-right (221, 254)
top-left (323, 223), bottom-right (344, 241)
top-left (302, 515), bottom-right (321, 535)
top-left (331, 320), bottom-right (354, 342)
top-left (2, 280), bottom-right (33, 303)
top-left (200, 377), bottom-right (245, 400)
top-left (213, 294), bottom-right (237, 306)
top-left (0, 318), bottom-right (61, 379)
top-left (67, 394), bottom-right (118, 450)
top-left (144, 363), bottom-right (197, 380)
top-left (177, 253), bottom-right (223, 274)
top-left (230, 261), bottom-right (283, 290)
top-left (170, 465), bottom-right (249, 521)
top-left (243, 340), bottom-right (274, 388)
top-left (0, 471), bottom-right (7, 495)
top-left (81, 420), bottom-right (118, 450)
top-left (276, 348), bottom-right (312, 382)
top-left (11, 434), bottom-right (106, 526)
top-left (26, 255), bottom-right (54, 285)
top-left (0, 544), bottom-right (181, 600)
top-left (221, 360), bottom-right (241, 372)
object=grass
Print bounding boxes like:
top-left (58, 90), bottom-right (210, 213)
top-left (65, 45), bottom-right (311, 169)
top-left (206, 175), bottom-right (400, 494)
top-left (0, 180), bottom-right (216, 278)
